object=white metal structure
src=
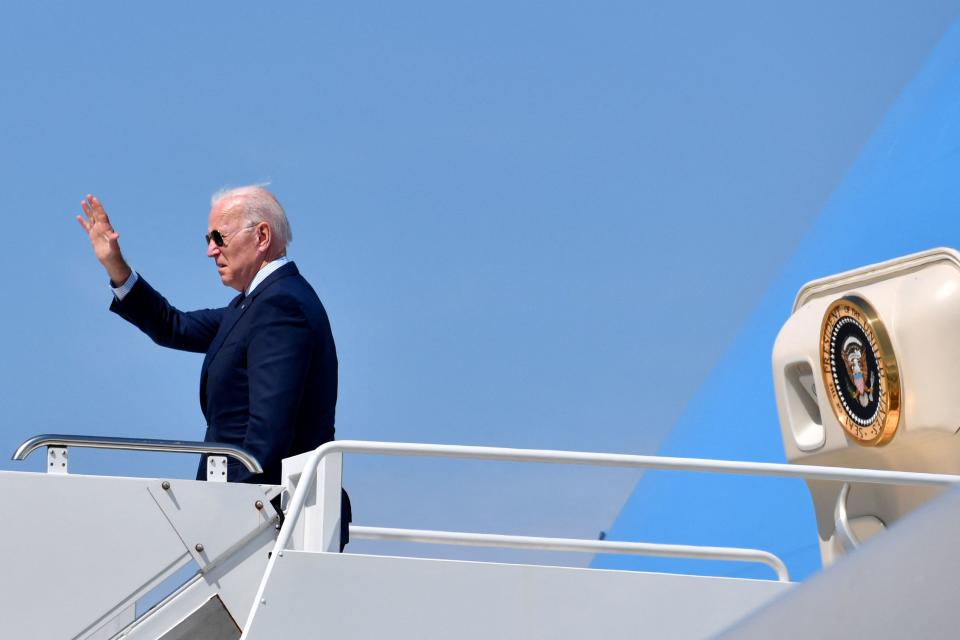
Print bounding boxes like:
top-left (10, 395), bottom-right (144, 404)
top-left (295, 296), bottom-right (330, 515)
top-left (773, 247), bottom-right (960, 564)
top-left (4, 431), bottom-right (959, 638)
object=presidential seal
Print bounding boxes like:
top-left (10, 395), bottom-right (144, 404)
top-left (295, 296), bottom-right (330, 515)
top-left (820, 295), bottom-right (900, 446)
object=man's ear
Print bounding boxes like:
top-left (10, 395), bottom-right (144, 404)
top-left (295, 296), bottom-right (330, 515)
top-left (257, 222), bottom-right (272, 252)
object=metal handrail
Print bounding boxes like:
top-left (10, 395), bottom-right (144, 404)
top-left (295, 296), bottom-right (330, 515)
top-left (833, 482), bottom-right (887, 553)
top-left (350, 525), bottom-right (790, 581)
top-left (293, 440), bottom-right (960, 486)
top-left (834, 483), bottom-right (856, 552)
top-left (241, 440), bottom-right (960, 635)
top-left (11, 434), bottom-right (263, 474)
top-left (281, 441), bottom-right (960, 556)
top-left (276, 440), bottom-right (960, 558)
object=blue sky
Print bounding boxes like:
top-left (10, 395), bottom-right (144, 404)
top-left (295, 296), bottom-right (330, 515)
top-left (1, 2), bottom-right (957, 569)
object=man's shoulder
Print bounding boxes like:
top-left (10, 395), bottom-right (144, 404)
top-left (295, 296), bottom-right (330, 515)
top-left (259, 269), bottom-right (320, 303)
top-left (254, 269), bottom-right (327, 319)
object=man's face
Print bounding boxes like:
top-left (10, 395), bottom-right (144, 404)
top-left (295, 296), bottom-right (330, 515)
top-left (207, 198), bottom-right (262, 292)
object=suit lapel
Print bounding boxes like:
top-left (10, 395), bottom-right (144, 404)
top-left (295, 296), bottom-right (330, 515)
top-left (199, 293), bottom-right (247, 414)
top-left (201, 294), bottom-right (247, 375)
top-left (198, 262), bottom-right (301, 416)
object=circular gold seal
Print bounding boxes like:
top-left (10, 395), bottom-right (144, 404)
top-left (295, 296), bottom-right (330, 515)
top-left (819, 295), bottom-right (900, 446)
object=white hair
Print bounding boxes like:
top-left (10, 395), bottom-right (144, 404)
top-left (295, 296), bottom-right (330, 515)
top-left (211, 185), bottom-right (293, 250)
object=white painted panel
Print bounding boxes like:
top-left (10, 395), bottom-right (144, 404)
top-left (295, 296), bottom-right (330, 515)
top-left (147, 478), bottom-right (279, 570)
top-left (245, 553), bottom-right (791, 639)
top-left (719, 486), bottom-right (960, 639)
top-left (0, 471), bottom-right (279, 640)
top-left (0, 471), bottom-right (187, 639)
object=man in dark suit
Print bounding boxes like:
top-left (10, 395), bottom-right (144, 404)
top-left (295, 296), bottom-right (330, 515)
top-left (77, 187), bottom-right (348, 547)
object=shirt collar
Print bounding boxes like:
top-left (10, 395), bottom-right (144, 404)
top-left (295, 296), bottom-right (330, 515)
top-left (245, 256), bottom-right (291, 297)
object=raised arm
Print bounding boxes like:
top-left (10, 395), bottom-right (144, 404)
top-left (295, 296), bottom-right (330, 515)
top-left (76, 194), bottom-right (133, 286)
top-left (77, 194), bottom-right (223, 353)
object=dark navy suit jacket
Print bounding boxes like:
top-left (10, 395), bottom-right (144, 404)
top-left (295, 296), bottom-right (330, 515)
top-left (110, 262), bottom-right (338, 486)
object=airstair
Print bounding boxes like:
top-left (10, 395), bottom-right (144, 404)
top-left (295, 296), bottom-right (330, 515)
top-left (4, 434), bottom-right (958, 639)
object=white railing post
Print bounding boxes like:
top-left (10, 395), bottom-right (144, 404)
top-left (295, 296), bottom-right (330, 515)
top-left (280, 450), bottom-right (342, 552)
top-left (305, 452), bottom-right (342, 552)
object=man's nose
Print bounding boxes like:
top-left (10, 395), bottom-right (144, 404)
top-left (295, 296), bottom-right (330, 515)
top-left (207, 240), bottom-right (220, 258)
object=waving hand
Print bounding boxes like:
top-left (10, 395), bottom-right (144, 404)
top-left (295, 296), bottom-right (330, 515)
top-left (77, 194), bottom-right (132, 286)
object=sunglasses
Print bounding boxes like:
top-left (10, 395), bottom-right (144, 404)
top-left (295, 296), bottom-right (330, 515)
top-left (205, 224), bottom-right (256, 247)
